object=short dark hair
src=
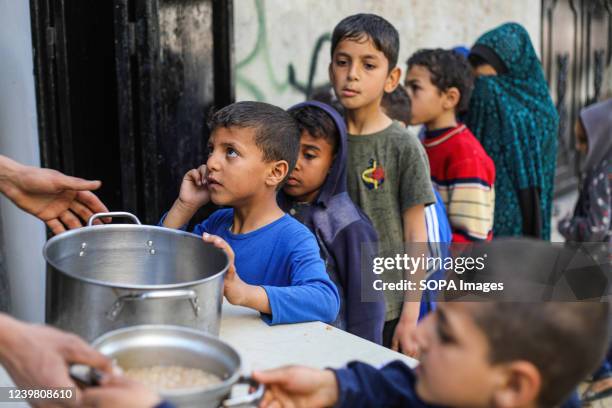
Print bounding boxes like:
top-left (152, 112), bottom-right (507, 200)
top-left (406, 48), bottom-right (474, 114)
top-left (207, 101), bottom-right (300, 187)
top-left (331, 14), bottom-right (400, 71)
top-left (288, 105), bottom-right (339, 154)
top-left (472, 302), bottom-right (610, 407)
top-left (382, 86), bottom-right (411, 124)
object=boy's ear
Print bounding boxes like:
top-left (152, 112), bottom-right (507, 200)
top-left (384, 66), bottom-right (402, 93)
top-left (492, 361), bottom-right (541, 408)
top-left (266, 160), bottom-right (289, 188)
top-left (328, 62), bottom-right (334, 85)
top-left (442, 87), bottom-right (461, 111)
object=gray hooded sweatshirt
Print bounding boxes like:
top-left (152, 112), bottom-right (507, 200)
top-left (559, 99), bottom-right (612, 243)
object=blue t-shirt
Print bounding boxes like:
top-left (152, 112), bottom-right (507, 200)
top-left (192, 208), bottom-right (340, 325)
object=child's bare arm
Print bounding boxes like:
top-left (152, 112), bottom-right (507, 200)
top-left (163, 165), bottom-right (210, 228)
top-left (236, 286), bottom-right (272, 314)
top-left (393, 204), bottom-right (427, 356)
top-left (402, 204), bottom-right (428, 242)
top-left (253, 366), bottom-right (339, 408)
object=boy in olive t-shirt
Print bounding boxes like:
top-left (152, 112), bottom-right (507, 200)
top-left (329, 13), bottom-right (435, 355)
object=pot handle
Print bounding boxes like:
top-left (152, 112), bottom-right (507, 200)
top-left (222, 376), bottom-right (265, 407)
top-left (88, 211), bottom-right (142, 227)
top-left (106, 289), bottom-right (201, 320)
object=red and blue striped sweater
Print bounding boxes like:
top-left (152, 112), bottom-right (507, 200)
top-left (423, 124), bottom-right (496, 242)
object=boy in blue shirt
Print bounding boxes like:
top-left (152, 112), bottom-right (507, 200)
top-left (253, 240), bottom-right (609, 408)
top-left (254, 300), bottom-right (608, 408)
top-left (162, 101), bottom-right (340, 325)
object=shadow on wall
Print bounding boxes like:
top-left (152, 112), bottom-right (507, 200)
top-left (236, 0), bottom-right (331, 101)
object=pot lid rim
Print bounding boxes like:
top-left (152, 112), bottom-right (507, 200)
top-left (42, 225), bottom-right (230, 289)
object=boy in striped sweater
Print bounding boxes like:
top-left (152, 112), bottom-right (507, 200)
top-left (405, 49), bottom-right (495, 242)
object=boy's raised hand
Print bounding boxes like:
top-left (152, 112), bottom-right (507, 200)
top-left (163, 165), bottom-right (210, 228)
top-left (178, 164), bottom-right (211, 210)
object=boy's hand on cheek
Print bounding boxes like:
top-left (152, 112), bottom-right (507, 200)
top-left (163, 165), bottom-right (210, 228)
top-left (202, 233), bottom-right (249, 306)
top-left (178, 165), bottom-right (211, 211)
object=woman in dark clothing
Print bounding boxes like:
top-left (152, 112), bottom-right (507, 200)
top-left (465, 22), bottom-right (559, 240)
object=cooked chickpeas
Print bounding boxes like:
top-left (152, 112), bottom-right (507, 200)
top-left (123, 365), bottom-right (221, 391)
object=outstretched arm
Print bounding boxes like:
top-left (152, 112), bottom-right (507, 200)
top-left (254, 360), bottom-right (423, 408)
top-left (0, 313), bottom-right (112, 406)
top-left (0, 155), bottom-right (109, 234)
top-left (254, 366), bottom-right (339, 408)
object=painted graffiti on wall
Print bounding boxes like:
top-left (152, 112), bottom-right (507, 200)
top-left (235, 0), bottom-right (331, 103)
top-left (235, 0), bottom-right (542, 106)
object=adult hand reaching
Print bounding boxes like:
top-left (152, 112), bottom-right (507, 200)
top-left (82, 375), bottom-right (161, 408)
top-left (0, 314), bottom-right (113, 407)
top-left (0, 155), bottom-right (109, 234)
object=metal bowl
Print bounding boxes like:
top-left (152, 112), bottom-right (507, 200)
top-left (92, 325), bottom-right (263, 408)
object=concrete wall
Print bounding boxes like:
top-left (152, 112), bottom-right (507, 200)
top-left (0, 0), bottom-right (46, 322)
top-left (234, 0), bottom-right (541, 107)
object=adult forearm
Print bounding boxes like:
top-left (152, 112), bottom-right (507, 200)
top-left (0, 156), bottom-right (20, 195)
top-left (0, 314), bottom-right (24, 367)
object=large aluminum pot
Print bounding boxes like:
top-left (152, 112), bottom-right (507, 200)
top-left (44, 212), bottom-right (229, 342)
top-left (92, 325), bottom-right (263, 408)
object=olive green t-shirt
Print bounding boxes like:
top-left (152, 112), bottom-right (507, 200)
top-left (347, 121), bottom-right (435, 321)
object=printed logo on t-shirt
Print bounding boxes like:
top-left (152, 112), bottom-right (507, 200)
top-left (361, 159), bottom-right (385, 190)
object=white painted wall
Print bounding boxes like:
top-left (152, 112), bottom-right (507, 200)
top-left (234, 0), bottom-right (541, 107)
top-left (0, 0), bottom-right (46, 323)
